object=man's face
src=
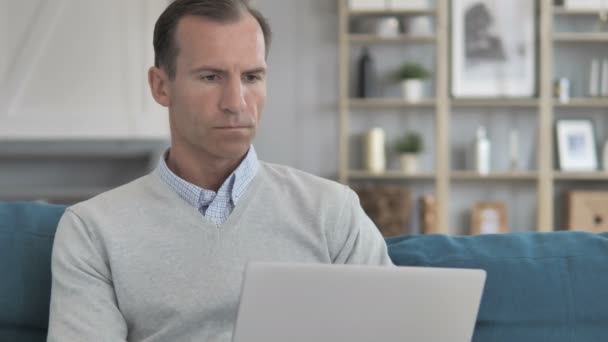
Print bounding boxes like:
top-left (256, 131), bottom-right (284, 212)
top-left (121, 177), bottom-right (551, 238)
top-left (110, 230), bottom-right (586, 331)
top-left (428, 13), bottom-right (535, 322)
top-left (166, 14), bottom-right (267, 161)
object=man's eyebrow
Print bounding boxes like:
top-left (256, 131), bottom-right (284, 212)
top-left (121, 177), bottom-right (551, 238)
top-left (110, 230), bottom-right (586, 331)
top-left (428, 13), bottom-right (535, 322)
top-left (244, 67), bottom-right (267, 75)
top-left (189, 67), bottom-right (267, 75)
top-left (190, 67), bottom-right (226, 75)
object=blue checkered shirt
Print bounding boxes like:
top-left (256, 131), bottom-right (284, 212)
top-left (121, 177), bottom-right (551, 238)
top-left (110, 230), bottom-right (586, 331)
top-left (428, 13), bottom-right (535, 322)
top-left (157, 146), bottom-right (259, 225)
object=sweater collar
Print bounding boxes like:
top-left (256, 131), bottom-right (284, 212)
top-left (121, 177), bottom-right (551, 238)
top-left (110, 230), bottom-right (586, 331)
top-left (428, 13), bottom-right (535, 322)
top-left (156, 146), bottom-right (259, 209)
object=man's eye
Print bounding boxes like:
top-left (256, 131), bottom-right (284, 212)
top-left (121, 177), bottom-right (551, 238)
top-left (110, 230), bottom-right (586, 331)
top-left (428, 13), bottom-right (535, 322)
top-left (245, 74), bottom-right (262, 82)
top-left (200, 75), bottom-right (218, 81)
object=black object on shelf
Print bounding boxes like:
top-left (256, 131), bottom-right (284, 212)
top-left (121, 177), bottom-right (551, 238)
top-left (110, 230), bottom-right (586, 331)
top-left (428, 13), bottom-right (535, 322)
top-left (356, 46), bottom-right (377, 98)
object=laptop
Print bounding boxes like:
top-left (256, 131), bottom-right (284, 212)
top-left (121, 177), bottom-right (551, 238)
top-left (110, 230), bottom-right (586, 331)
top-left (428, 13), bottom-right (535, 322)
top-left (232, 262), bottom-right (486, 342)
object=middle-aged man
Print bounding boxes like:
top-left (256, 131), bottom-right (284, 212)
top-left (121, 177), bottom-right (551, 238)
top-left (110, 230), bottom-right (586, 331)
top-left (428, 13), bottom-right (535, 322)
top-left (47, 0), bottom-right (392, 341)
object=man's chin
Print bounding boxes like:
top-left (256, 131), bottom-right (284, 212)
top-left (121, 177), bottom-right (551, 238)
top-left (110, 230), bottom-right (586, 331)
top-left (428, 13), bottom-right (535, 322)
top-left (213, 142), bottom-right (252, 161)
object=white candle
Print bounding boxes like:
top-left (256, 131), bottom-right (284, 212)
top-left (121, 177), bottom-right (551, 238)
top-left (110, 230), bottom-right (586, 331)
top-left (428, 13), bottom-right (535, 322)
top-left (365, 127), bottom-right (386, 173)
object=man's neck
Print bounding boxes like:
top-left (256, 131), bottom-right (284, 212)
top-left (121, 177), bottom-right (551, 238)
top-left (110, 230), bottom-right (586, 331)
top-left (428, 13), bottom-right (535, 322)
top-left (166, 147), bottom-right (246, 192)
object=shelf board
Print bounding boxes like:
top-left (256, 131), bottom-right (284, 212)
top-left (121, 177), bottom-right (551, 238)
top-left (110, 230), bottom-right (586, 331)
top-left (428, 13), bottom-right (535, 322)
top-left (553, 171), bottom-right (608, 181)
top-left (0, 187), bottom-right (111, 200)
top-left (0, 139), bottom-right (167, 158)
top-left (348, 8), bottom-right (436, 16)
top-left (451, 171), bottom-right (538, 181)
top-left (554, 98), bottom-right (608, 108)
top-left (451, 98), bottom-right (539, 108)
top-left (553, 33), bottom-right (608, 42)
top-left (349, 98), bottom-right (436, 108)
top-left (553, 7), bottom-right (607, 15)
top-left (348, 170), bottom-right (435, 180)
top-left (348, 34), bottom-right (436, 44)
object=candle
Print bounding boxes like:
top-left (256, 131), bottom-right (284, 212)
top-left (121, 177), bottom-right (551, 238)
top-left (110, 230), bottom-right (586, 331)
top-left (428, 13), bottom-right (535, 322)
top-left (365, 127), bottom-right (386, 173)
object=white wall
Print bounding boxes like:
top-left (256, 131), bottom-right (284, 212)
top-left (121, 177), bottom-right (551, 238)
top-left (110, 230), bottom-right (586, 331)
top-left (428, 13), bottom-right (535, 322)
top-left (0, 0), bottom-right (169, 139)
top-left (254, 0), bottom-right (340, 178)
top-left (0, 0), bottom-right (341, 178)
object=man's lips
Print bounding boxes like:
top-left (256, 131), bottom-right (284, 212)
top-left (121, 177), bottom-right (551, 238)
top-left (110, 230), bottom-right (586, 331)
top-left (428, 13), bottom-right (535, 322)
top-left (214, 126), bottom-right (252, 130)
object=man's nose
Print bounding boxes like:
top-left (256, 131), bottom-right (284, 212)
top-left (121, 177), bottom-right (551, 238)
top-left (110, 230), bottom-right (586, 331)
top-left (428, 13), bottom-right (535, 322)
top-left (220, 78), bottom-right (247, 114)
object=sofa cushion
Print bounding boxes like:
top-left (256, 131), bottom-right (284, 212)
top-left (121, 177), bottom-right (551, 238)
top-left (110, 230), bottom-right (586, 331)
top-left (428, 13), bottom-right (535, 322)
top-left (0, 201), bottom-right (66, 342)
top-left (386, 231), bottom-right (608, 342)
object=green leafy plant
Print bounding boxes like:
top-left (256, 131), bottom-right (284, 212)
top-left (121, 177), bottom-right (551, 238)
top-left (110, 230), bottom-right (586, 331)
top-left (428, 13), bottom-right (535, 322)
top-left (393, 63), bottom-right (431, 81)
top-left (395, 132), bottom-right (423, 154)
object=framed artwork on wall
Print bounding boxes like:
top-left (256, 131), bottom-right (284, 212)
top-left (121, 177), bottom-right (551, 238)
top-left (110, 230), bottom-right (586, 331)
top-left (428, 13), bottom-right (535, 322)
top-left (563, 0), bottom-right (603, 10)
top-left (556, 119), bottom-right (598, 171)
top-left (451, 0), bottom-right (536, 98)
top-left (471, 201), bottom-right (508, 235)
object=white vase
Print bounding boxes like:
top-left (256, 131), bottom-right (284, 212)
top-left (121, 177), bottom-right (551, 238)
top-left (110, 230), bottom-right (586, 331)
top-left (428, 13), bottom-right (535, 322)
top-left (399, 153), bottom-right (419, 174)
top-left (375, 17), bottom-right (400, 38)
top-left (405, 15), bottom-right (432, 35)
top-left (401, 79), bottom-right (424, 102)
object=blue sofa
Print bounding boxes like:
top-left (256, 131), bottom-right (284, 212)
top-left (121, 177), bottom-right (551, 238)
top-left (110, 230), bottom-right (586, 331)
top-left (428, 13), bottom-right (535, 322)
top-left (2, 201), bottom-right (608, 341)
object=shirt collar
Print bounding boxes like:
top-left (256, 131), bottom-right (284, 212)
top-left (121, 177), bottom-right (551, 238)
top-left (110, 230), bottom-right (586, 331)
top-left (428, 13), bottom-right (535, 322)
top-left (231, 146), bottom-right (258, 204)
top-left (156, 146), bottom-right (259, 208)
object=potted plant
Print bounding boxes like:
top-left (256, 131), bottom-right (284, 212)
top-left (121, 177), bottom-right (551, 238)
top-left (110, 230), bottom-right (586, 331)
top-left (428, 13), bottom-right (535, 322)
top-left (395, 132), bottom-right (423, 174)
top-left (393, 63), bottom-right (431, 102)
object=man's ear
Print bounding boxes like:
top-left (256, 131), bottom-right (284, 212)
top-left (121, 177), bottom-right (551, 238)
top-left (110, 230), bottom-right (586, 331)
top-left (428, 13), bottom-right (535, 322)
top-left (148, 67), bottom-right (171, 107)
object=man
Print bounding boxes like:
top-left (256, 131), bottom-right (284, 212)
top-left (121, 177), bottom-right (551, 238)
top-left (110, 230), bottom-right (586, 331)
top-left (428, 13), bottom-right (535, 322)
top-left (47, 0), bottom-right (392, 341)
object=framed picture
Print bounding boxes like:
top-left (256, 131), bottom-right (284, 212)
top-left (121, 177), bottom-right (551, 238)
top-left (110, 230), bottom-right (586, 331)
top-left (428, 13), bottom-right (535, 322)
top-left (563, 0), bottom-right (603, 10)
top-left (451, 0), bottom-right (536, 97)
top-left (556, 120), bottom-right (598, 171)
top-left (565, 191), bottom-right (608, 232)
top-left (471, 202), bottom-right (508, 235)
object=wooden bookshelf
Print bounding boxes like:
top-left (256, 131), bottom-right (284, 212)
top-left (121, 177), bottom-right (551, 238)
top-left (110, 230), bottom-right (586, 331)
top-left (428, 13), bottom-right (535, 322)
top-left (349, 98), bottom-right (437, 108)
top-left (348, 170), bottom-right (435, 180)
top-left (338, 0), bottom-right (608, 234)
top-left (451, 171), bottom-right (538, 181)
top-left (349, 34), bottom-right (436, 44)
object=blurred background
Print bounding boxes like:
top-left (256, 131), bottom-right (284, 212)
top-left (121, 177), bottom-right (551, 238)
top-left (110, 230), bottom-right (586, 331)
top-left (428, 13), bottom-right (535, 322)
top-left (2, 0), bottom-right (608, 236)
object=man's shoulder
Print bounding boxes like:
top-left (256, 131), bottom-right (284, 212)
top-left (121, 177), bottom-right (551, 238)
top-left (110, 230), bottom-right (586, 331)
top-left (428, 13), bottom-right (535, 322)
top-left (260, 162), bottom-right (341, 189)
top-left (68, 173), bottom-right (160, 219)
top-left (259, 162), bottom-right (351, 203)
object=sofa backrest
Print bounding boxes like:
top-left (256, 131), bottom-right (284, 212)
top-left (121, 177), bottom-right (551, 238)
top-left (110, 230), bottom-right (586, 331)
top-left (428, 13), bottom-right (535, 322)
top-left (4, 201), bottom-right (608, 342)
top-left (0, 202), bottom-right (66, 342)
top-left (387, 232), bottom-right (608, 342)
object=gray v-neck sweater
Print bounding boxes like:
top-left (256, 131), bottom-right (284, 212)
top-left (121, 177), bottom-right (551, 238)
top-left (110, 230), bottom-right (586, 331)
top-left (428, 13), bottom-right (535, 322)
top-left (47, 162), bottom-right (392, 342)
